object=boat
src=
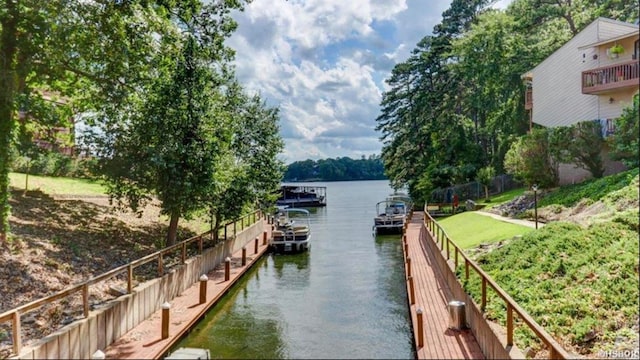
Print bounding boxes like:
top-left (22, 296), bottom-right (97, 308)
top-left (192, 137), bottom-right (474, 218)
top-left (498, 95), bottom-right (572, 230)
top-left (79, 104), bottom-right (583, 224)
top-left (373, 196), bottom-right (410, 235)
top-left (276, 185), bottom-right (327, 207)
top-left (270, 208), bottom-right (312, 253)
top-left (165, 347), bottom-right (210, 359)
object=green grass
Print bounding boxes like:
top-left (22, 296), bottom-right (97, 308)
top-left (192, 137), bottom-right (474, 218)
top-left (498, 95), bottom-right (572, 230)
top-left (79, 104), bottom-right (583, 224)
top-left (9, 172), bottom-right (107, 196)
top-left (539, 167), bottom-right (639, 207)
top-left (438, 212), bottom-right (532, 249)
top-left (477, 187), bottom-right (526, 209)
top-left (456, 169), bottom-right (640, 356)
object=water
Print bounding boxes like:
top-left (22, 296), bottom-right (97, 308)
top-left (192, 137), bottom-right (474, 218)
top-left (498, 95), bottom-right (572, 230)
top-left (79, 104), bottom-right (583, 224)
top-left (175, 180), bottom-right (414, 359)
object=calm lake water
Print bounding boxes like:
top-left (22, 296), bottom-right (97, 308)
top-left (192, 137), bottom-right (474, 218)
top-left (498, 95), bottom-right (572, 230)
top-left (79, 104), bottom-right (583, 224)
top-left (174, 180), bottom-right (414, 359)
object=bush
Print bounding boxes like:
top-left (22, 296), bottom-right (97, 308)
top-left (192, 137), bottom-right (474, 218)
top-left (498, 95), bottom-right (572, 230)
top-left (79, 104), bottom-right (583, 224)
top-left (12, 153), bottom-right (96, 179)
top-left (609, 94), bottom-right (639, 168)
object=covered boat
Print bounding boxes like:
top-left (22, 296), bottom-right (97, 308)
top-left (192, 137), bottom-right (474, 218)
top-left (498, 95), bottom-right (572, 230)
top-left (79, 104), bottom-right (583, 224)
top-left (373, 198), bottom-right (409, 235)
top-left (270, 208), bottom-right (312, 253)
top-left (276, 185), bottom-right (327, 207)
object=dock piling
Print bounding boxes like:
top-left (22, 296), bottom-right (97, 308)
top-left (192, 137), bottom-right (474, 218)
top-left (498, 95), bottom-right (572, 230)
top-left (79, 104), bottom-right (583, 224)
top-left (199, 275), bottom-right (208, 305)
top-left (161, 302), bottom-right (171, 339)
top-left (242, 247), bottom-right (247, 266)
top-left (225, 257), bottom-right (231, 281)
top-left (417, 308), bottom-right (424, 348)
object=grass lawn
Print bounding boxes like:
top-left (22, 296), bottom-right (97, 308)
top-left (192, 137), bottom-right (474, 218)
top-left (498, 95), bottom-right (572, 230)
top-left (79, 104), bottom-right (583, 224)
top-left (438, 211), bottom-right (533, 249)
top-left (9, 172), bottom-right (107, 196)
top-left (477, 187), bottom-right (526, 209)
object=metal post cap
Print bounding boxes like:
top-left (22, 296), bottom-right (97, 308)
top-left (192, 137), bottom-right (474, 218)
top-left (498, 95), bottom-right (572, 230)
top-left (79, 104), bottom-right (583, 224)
top-left (161, 302), bottom-right (171, 309)
top-left (92, 350), bottom-right (106, 359)
top-left (225, 257), bottom-right (231, 262)
top-left (416, 308), bottom-right (423, 315)
top-left (199, 274), bottom-right (208, 281)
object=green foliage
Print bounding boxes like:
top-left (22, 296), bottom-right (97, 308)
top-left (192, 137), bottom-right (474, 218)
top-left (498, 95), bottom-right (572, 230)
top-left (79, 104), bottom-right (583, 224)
top-left (476, 166), bottom-right (495, 200)
top-left (462, 219), bottom-right (639, 351)
top-left (504, 128), bottom-right (558, 188)
top-left (609, 94), bottom-right (639, 168)
top-left (538, 167), bottom-right (638, 207)
top-left (12, 153), bottom-right (96, 178)
top-left (285, 155), bottom-right (385, 182)
top-left (551, 121), bottom-right (605, 178)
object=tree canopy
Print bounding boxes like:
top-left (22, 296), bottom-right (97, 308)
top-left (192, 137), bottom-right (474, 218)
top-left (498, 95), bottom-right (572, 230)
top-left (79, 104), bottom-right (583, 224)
top-left (375, 0), bottom-right (638, 204)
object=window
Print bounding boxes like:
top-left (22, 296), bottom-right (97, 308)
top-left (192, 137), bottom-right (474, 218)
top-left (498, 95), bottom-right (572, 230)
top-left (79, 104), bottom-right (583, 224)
top-left (634, 40), bottom-right (639, 60)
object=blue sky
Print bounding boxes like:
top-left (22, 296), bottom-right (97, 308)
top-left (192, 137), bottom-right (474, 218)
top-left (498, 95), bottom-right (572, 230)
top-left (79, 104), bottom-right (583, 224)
top-left (228, 0), bottom-right (513, 164)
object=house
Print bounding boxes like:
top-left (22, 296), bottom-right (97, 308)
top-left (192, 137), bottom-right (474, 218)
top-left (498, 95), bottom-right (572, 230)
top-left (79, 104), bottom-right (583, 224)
top-left (523, 17), bottom-right (639, 185)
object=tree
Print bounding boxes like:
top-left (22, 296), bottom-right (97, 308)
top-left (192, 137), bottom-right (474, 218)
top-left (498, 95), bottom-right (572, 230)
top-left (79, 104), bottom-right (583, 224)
top-left (504, 128), bottom-right (558, 188)
top-left (609, 94), bottom-right (639, 168)
top-left (476, 166), bottom-right (495, 200)
top-left (1, 0), bottom-right (188, 245)
top-left (559, 121), bottom-right (605, 178)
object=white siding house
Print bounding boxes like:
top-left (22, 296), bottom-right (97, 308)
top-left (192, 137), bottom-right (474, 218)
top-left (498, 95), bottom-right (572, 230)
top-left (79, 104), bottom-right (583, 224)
top-left (524, 17), bottom-right (639, 185)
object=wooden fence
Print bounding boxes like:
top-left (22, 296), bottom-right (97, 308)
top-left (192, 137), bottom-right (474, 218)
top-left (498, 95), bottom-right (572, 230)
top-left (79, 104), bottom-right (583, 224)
top-left (422, 205), bottom-right (572, 359)
top-left (0, 210), bottom-right (264, 358)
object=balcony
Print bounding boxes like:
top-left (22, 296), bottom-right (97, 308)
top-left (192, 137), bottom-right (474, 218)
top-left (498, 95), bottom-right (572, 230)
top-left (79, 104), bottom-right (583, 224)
top-left (582, 60), bottom-right (639, 95)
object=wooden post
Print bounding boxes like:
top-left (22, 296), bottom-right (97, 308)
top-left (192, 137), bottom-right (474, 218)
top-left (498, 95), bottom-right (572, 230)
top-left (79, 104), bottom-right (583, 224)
top-left (465, 260), bottom-right (470, 280)
top-left (225, 257), bottom-right (231, 281)
top-left (199, 275), bottom-right (208, 305)
top-left (127, 265), bottom-right (133, 293)
top-left (181, 242), bottom-right (187, 264)
top-left (158, 253), bottom-right (164, 276)
top-left (12, 311), bottom-right (21, 356)
top-left (83, 283), bottom-right (90, 318)
top-left (481, 278), bottom-right (487, 312)
top-left (507, 304), bottom-right (513, 346)
top-left (446, 238), bottom-right (450, 260)
top-left (408, 276), bottom-right (415, 305)
top-left (416, 308), bottom-right (424, 348)
top-left (199, 235), bottom-right (203, 254)
top-left (454, 247), bottom-right (459, 269)
top-left (407, 257), bottom-right (412, 278)
top-left (161, 302), bottom-right (170, 339)
top-left (404, 241), bottom-right (408, 257)
top-left (263, 231), bottom-right (268, 245)
top-left (242, 247), bottom-right (247, 266)
top-left (254, 238), bottom-right (259, 254)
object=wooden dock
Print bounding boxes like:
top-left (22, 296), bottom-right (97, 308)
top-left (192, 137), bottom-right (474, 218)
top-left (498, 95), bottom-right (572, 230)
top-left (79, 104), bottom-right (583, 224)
top-left (103, 223), bottom-right (272, 359)
top-left (404, 211), bottom-right (485, 359)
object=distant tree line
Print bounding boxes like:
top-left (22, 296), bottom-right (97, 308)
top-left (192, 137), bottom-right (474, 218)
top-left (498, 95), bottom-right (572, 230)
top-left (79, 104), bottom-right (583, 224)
top-left (284, 155), bottom-right (387, 182)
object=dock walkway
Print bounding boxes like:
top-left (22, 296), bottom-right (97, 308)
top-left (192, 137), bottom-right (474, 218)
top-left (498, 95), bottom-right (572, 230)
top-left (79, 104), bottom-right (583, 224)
top-left (103, 221), bottom-right (272, 359)
top-left (404, 211), bottom-right (484, 359)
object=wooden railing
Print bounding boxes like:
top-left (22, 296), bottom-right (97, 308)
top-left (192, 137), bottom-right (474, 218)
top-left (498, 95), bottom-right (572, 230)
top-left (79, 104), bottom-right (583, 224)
top-left (422, 205), bottom-right (571, 359)
top-left (582, 60), bottom-right (639, 94)
top-left (0, 210), bottom-right (263, 356)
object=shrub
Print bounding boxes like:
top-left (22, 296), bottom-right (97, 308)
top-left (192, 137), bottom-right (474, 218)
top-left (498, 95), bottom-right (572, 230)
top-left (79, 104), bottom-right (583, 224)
top-left (609, 94), bottom-right (639, 168)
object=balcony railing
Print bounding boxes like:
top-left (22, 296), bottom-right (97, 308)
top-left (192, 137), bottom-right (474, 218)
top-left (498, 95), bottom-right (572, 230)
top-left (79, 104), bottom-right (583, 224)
top-left (582, 60), bottom-right (639, 94)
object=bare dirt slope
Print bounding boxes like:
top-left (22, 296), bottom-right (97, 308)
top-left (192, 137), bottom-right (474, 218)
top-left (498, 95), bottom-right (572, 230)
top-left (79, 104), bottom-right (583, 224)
top-left (0, 188), bottom-right (203, 358)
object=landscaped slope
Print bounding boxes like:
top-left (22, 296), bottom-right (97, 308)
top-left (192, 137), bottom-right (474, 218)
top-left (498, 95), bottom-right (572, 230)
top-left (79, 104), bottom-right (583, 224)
top-left (462, 169), bottom-right (639, 357)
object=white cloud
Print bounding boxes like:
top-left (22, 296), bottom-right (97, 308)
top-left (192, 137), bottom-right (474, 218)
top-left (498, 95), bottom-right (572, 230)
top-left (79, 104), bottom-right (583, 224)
top-left (228, 0), bottom-right (455, 164)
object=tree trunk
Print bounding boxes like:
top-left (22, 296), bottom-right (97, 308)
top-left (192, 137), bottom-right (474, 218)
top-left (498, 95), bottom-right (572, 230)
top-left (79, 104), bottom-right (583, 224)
top-left (0, 2), bottom-right (19, 246)
top-left (484, 185), bottom-right (489, 200)
top-left (166, 211), bottom-right (180, 247)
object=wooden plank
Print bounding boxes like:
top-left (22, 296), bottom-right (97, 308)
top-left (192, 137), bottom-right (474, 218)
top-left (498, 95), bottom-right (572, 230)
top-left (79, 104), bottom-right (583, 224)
top-left (88, 315), bottom-right (98, 357)
top-left (46, 337), bottom-right (59, 360)
top-left (113, 300), bottom-right (122, 340)
top-left (96, 310), bottom-right (106, 351)
top-left (58, 331), bottom-right (70, 360)
top-left (104, 305), bottom-right (114, 347)
top-left (79, 320), bottom-right (89, 359)
top-left (68, 324), bottom-right (80, 359)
